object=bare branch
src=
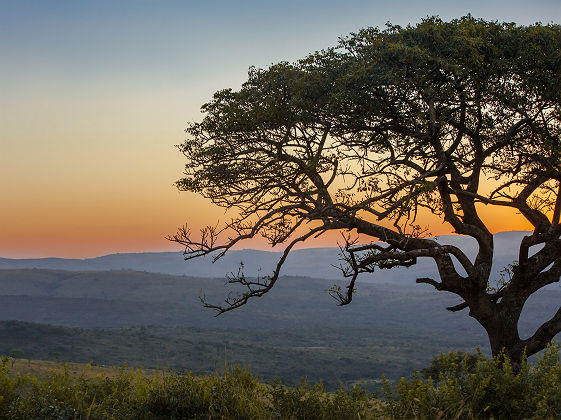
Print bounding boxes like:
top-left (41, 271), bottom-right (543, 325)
top-left (201, 224), bottom-right (334, 314)
top-left (446, 302), bottom-right (469, 312)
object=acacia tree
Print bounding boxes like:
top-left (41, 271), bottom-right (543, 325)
top-left (171, 17), bottom-right (561, 366)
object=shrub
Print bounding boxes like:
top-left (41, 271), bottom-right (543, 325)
top-left (420, 351), bottom-right (483, 383)
top-left (141, 366), bottom-right (267, 419)
top-left (6, 346), bottom-right (560, 420)
top-left (268, 378), bottom-right (372, 419)
top-left (382, 342), bottom-right (561, 419)
top-left (4, 361), bottom-right (376, 419)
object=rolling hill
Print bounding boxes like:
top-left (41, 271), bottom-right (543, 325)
top-left (0, 231), bottom-right (534, 285)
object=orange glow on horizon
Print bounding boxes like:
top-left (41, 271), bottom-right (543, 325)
top-left (2, 2), bottom-right (559, 259)
top-left (0, 187), bottom-right (535, 259)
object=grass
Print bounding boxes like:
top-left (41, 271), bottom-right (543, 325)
top-left (0, 320), bottom-right (485, 392)
top-left (0, 357), bottom-right (380, 419)
top-left (3, 344), bottom-right (561, 419)
top-left (5, 358), bottom-right (156, 380)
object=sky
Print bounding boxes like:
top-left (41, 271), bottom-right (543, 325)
top-left (1, 0), bottom-right (560, 258)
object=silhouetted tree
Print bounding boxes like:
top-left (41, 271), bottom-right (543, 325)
top-left (171, 17), bottom-right (561, 367)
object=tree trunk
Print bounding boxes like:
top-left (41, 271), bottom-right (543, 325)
top-left (469, 292), bottom-right (526, 371)
top-left (486, 325), bottom-right (524, 372)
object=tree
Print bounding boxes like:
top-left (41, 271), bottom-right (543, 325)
top-left (170, 16), bottom-right (561, 367)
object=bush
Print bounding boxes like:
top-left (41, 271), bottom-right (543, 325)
top-left (142, 366), bottom-right (267, 419)
top-left (268, 378), bottom-right (372, 419)
top-left (5, 345), bottom-right (559, 419)
top-left (0, 360), bottom-right (371, 419)
top-left (420, 351), bottom-right (483, 383)
top-left (382, 342), bottom-right (561, 419)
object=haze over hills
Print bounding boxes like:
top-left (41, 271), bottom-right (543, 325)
top-left (0, 268), bottom-right (497, 385)
top-left (0, 269), bottom-right (471, 330)
top-left (0, 266), bottom-right (557, 338)
top-left (0, 230), bottom-right (558, 388)
top-left (0, 231), bottom-right (533, 285)
top-left (0, 266), bottom-right (558, 386)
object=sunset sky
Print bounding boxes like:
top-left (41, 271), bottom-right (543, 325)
top-left (2, 0), bottom-right (560, 258)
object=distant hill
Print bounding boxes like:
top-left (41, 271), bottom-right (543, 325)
top-left (0, 231), bottom-right (534, 285)
top-left (0, 265), bottom-right (558, 389)
top-left (0, 267), bottom-right (557, 337)
top-left (0, 320), bottom-right (477, 388)
top-left (0, 269), bottom-right (468, 329)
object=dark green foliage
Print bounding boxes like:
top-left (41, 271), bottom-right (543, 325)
top-left (141, 366), bottom-right (266, 419)
top-left (420, 351), bottom-right (483, 383)
top-left (0, 319), bottom-right (487, 392)
top-left (0, 359), bottom-right (372, 419)
top-left (382, 343), bottom-right (561, 419)
top-left (269, 379), bottom-right (372, 420)
top-left (2, 344), bottom-right (561, 419)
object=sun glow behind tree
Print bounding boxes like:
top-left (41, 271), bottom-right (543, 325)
top-left (172, 17), bottom-right (561, 367)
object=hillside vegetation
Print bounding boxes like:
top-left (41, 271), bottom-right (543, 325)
top-left (0, 268), bottom-right (559, 390)
top-left (0, 320), bottom-right (474, 391)
top-left (2, 344), bottom-right (561, 419)
top-left (0, 268), bottom-right (557, 333)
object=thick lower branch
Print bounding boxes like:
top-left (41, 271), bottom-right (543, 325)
top-left (515, 306), bottom-right (561, 358)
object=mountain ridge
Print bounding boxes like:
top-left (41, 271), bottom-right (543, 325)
top-left (0, 231), bottom-right (532, 283)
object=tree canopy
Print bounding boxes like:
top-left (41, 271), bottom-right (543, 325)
top-left (171, 16), bottom-right (561, 364)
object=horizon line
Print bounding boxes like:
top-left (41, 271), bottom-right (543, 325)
top-left (0, 230), bottom-right (531, 260)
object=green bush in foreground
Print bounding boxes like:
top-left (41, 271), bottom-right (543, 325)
top-left (2, 343), bottom-right (561, 419)
top-left (383, 342), bottom-right (561, 419)
top-left (268, 378), bottom-right (372, 419)
top-left (0, 360), bottom-right (372, 419)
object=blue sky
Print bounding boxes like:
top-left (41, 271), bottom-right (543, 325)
top-left (3, 0), bottom-right (560, 91)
